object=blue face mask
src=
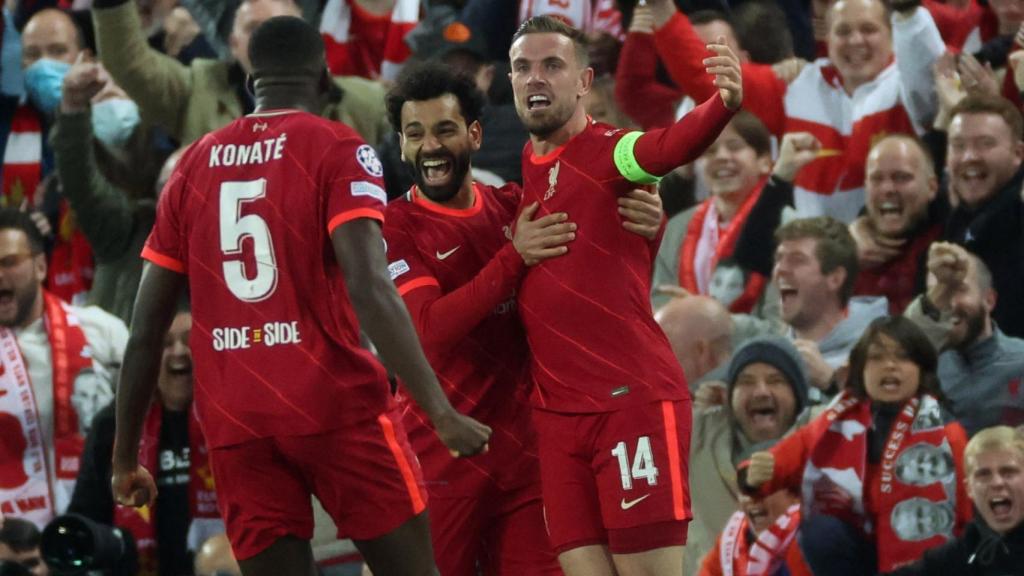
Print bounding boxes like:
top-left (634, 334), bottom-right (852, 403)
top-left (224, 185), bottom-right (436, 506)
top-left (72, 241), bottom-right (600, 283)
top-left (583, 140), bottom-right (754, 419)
top-left (91, 98), bottom-right (140, 149)
top-left (23, 58), bottom-right (70, 115)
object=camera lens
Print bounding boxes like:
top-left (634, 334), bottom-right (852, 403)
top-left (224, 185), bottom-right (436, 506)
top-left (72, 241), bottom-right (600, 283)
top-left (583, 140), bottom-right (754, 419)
top-left (41, 515), bottom-right (97, 573)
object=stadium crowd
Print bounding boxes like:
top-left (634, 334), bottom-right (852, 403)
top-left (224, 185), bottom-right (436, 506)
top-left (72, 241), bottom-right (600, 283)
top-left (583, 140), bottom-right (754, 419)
top-left (0, 0), bottom-right (1023, 575)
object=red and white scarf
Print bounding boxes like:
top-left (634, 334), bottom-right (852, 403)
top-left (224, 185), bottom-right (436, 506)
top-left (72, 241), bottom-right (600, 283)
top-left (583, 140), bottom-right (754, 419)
top-left (319, 0), bottom-right (419, 81)
top-left (679, 182), bottom-right (767, 313)
top-left (2, 105), bottom-right (94, 304)
top-left (801, 391), bottom-right (957, 572)
top-left (0, 291), bottom-right (94, 527)
top-left (719, 503), bottom-right (801, 576)
top-left (113, 403), bottom-right (219, 576)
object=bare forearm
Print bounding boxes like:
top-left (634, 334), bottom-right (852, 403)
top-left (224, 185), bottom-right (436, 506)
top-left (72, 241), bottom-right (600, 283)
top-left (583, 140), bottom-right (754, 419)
top-left (350, 279), bottom-right (452, 419)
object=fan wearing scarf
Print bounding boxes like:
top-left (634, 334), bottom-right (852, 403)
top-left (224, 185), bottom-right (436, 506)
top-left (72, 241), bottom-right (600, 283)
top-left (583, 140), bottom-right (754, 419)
top-left (739, 316), bottom-right (971, 574)
top-left (68, 309), bottom-right (220, 576)
top-left (698, 443), bottom-right (811, 576)
top-left (651, 113), bottom-right (818, 314)
top-left (0, 209), bottom-right (127, 529)
top-left (887, 425), bottom-right (1024, 575)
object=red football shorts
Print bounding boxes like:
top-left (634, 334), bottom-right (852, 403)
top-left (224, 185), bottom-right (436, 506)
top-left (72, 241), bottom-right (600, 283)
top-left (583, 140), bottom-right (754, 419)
top-left (532, 399), bottom-right (692, 555)
top-left (429, 479), bottom-right (561, 575)
top-left (208, 408), bottom-right (427, 560)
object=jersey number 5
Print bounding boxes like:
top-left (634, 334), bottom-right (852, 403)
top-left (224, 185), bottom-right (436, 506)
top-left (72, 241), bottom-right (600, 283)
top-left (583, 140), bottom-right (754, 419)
top-left (220, 179), bottom-right (278, 302)
top-left (611, 436), bottom-right (659, 490)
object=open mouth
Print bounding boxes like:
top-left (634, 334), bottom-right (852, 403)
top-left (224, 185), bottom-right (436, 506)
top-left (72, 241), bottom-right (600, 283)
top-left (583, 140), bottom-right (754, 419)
top-left (879, 376), bottom-right (902, 392)
top-left (989, 496), bottom-right (1014, 520)
top-left (957, 165), bottom-right (988, 185)
top-left (0, 289), bottom-right (13, 308)
top-left (877, 200), bottom-right (903, 219)
top-left (419, 156), bottom-right (454, 187)
top-left (778, 284), bottom-right (799, 307)
top-left (748, 404), bottom-right (778, 429)
top-left (527, 94), bottom-right (552, 111)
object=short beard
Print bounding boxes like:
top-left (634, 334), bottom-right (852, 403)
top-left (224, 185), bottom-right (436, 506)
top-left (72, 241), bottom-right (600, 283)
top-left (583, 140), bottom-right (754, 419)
top-left (952, 308), bottom-right (987, 352)
top-left (408, 149), bottom-right (471, 204)
top-left (0, 286), bottom-right (39, 329)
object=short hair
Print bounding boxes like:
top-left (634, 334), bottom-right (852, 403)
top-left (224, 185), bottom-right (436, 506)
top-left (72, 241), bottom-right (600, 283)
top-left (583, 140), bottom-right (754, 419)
top-left (965, 426), bottom-right (1024, 475)
top-left (950, 94), bottom-right (1024, 141)
top-left (774, 216), bottom-right (859, 305)
top-left (845, 316), bottom-right (942, 401)
top-left (385, 60), bottom-right (486, 132)
top-left (0, 517), bottom-right (40, 553)
top-left (869, 133), bottom-right (936, 180)
top-left (733, 1), bottom-right (793, 63)
top-left (827, 0), bottom-right (891, 31)
top-left (511, 15), bottom-right (590, 67)
top-left (689, 9), bottom-right (732, 27)
top-left (967, 253), bottom-right (994, 295)
top-left (0, 209), bottom-right (46, 255)
top-left (247, 16), bottom-right (325, 80)
top-left (727, 111), bottom-right (771, 158)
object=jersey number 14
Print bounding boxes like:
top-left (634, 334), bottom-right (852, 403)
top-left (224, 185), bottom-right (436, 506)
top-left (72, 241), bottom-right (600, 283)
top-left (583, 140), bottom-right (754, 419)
top-left (611, 436), bottom-right (659, 490)
top-left (220, 179), bottom-right (278, 302)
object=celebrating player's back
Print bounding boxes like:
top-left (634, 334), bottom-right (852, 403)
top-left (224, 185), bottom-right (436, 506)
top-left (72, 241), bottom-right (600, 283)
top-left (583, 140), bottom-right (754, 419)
top-left (111, 16), bottom-right (488, 576)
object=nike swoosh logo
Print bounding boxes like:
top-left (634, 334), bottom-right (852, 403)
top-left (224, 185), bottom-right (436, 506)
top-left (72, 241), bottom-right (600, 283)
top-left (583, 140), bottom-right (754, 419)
top-left (436, 246), bottom-right (460, 260)
top-left (620, 494), bottom-right (650, 510)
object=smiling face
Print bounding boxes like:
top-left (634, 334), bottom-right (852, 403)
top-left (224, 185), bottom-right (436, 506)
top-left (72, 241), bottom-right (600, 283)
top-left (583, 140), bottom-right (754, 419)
top-left (0, 229), bottom-right (46, 329)
top-left (827, 0), bottom-right (892, 92)
top-left (862, 333), bottom-right (921, 404)
top-left (510, 32), bottom-right (592, 138)
top-left (399, 94), bottom-right (481, 203)
top-left (158, 311), bottom-right (193, 411)
top-left (968, 448), bottom-right (1024, 534)
top-left (731, 362), bottom-right (798, 443)
top-left (865, 138), bottom-right (937, 238)
top-left (740, 490), bottom-right (799, 534)
top-left (947, 112), bottom-right (1024, 210)
top-left (772, 237), bottom-right (844, 331)
top-left (701, 124), bottom-right (771, 201)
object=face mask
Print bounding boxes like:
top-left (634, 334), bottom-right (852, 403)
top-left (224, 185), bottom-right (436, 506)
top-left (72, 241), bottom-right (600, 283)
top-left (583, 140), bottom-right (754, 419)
top-left (24, 58), bottom-right (70, 115)
top-left (91, 98), bottom-right (140, 148)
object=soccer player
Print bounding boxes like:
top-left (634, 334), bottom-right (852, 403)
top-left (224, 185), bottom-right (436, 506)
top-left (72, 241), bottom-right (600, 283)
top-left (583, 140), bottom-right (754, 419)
top-left (110, 16), bottom-right (491, 576)
top-left (382, 61), bottom-right (663, 575)
top-left (508, 16), bottom-right (743, 576)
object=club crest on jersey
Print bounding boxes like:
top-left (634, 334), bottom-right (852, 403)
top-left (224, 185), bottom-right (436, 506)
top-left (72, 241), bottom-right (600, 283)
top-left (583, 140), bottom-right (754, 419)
top-left (356, 145), bottom-right (384, 177)
top-left (545, 161), bottom-right (560, 201)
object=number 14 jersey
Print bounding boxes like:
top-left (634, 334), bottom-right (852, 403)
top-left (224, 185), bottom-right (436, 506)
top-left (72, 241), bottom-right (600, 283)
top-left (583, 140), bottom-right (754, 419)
top-left (143, 110), bottom-right (392, 449)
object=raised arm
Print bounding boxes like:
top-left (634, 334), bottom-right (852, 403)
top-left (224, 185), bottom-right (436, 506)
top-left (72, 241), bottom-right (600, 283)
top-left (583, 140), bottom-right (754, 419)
top-left (92, 0), bottom-right (193, 141)
top-left (893, 4), bottom-right (947, 133)
top-left (614, 6), bottom-right (684, 130)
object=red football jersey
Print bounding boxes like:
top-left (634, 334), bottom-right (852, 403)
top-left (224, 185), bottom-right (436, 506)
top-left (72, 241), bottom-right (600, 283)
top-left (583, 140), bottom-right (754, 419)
top-left (383, 183), bottom-right (537, 495)
top-left (519, 121), bottom-right (689, 413)
top-left (143, 110), bottom-right (393, 448)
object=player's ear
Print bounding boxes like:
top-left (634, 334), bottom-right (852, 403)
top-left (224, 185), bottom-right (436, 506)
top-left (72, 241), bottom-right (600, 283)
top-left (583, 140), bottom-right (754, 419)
top-left (245, 75), bottom-right (256, 99)
top-left (578, 66), bottom-right (594, 98)
top-left (468, 120), bottom-right (483, 152)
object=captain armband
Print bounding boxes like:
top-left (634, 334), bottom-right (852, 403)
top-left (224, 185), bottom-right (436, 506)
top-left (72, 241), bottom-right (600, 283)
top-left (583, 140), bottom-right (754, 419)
top-left (613, 132), bottom-right (662, 185)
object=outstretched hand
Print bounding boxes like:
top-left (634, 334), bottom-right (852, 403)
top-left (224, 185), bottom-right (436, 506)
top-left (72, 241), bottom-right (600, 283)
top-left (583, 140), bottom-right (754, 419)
top-left (704, 36), bottom-right (742, 110)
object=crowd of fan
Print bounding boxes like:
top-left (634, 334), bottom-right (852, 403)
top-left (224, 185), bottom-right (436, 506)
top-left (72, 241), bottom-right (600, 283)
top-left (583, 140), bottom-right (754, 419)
top-left (0, 0), bottom-right (1023, 574)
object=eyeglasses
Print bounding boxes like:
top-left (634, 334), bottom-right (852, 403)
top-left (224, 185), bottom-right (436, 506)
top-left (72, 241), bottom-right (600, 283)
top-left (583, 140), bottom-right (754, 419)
top-left (0, 252), bottom-right (36, 270)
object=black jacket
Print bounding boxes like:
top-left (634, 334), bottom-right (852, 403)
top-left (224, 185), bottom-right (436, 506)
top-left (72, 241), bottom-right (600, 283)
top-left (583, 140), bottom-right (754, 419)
top-left (888, 517), bottom-right (1024, 576)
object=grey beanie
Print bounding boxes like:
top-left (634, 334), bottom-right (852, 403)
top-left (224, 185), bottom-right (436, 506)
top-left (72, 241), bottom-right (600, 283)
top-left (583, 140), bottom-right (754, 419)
top-left (726, 335), bottom-right (809, 415)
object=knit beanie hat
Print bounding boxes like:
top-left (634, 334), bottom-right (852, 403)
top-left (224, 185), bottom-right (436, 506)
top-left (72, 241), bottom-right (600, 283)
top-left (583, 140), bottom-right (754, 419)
top-left (726, 335), bottom-right (809, 416)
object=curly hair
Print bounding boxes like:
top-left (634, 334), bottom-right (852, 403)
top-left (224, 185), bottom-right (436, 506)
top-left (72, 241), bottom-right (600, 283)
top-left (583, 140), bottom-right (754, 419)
top-left (385, 60), bottom-right (486, 133)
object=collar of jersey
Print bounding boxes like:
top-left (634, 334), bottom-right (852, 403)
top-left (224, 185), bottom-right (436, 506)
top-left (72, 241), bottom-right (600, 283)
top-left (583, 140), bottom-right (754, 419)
top-left (411, 183), bottom-right (484, 217)
top-left (529, 116), bottom-right (591, 165)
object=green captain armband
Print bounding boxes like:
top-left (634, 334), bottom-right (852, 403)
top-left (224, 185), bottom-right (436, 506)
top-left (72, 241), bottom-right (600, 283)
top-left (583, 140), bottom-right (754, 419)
top-left (613, 131), bottom-right (662, 185)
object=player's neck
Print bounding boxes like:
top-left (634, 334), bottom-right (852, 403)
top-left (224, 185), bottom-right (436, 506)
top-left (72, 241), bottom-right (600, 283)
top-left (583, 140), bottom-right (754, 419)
top-left (529, 106), bottom-right (588, 157)
top-left (254, 87), bottom-right (323, 114)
